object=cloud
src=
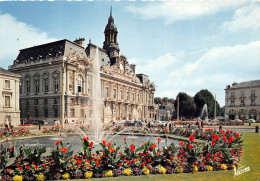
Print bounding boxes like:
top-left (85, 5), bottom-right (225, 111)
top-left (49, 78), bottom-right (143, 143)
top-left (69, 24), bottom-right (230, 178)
top-left (133, 41), bottom-right (260, 106)
top-left (126, 0), bottom-right (249, 24)
top-left (0, 13), bottom-right (56, 69)
top-left (222, 4), bottom-right (260, 32)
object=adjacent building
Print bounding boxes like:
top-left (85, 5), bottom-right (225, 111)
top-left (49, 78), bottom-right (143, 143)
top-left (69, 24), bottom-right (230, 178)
top-left (157, 102), bottom-right (175, 121)
top-left (0, 67), bottom-right (21, 126)
top-left (225, 80), bottom-right (260, 121)
top-left (8, 10), bottom-right (156, 125)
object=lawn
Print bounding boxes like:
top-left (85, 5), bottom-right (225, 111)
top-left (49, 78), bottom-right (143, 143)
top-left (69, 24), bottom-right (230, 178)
top-left (89, 132), bottom-right (260, 181)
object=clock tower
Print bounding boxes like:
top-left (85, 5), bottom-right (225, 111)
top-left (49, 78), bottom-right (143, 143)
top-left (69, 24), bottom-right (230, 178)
top-left (103, 7), bottom-right (120, 64)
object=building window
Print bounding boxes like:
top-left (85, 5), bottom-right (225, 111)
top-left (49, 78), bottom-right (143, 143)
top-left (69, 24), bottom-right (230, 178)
top-left (54, 77), bottom-right (59, 92)
top-left (81, 109), bottom-right (84, 117)
top-left (132, 93), bottom-right (135, 101)
top-left (35, 108), bottom-right (38, 118)
top-left (71, 109), bottom-right (75, 117)
top-left (54, 108), bottom-right (58, 118)
top-left (44, 108), bottom-right (48, 117)
top-left (105, 87), bottom-right (109, 98)
top-left (43, 77), bottom-right (48, 92)
top-left (54, 98), bottom-right (58, 104)
top-left (26, 80), bottom-right (30, 94)
top-left (52, 71), bottom-right (59, 92)
top-left (113, 89), bottom-right (116, 99)
top-left (34, 99), bottom-right (38, 105)
top-left (231, 92), bottom-right (235, 97)
top-left (44, 99), bottom-right (48, 105)
top-left (126, 92), bottom-right (129, 100)
top-left (34, 77), bottom-right (39, 94)
top-left (251, 90), bottom-right (255, 96)
top-left (5, 80), bottom-right (10, 89)
top-left (78, 75), bottom-right (84, 93)
top-left (241, 91), bottom-right (245, 97)
top-left (231, 100), bottom-right (235, 104)
top-left (5, 96), bottom-right (10, 107)
top-left (241, 99), bottom-right (245, 105)
top-left (120, 90), bottom-right (123, 100)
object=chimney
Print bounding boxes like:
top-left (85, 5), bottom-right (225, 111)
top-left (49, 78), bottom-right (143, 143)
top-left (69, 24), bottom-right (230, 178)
top-left (73, 38), bottom-right (85, 47)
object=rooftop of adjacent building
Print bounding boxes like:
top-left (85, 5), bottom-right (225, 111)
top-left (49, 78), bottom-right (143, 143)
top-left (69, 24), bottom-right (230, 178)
top-left (226, 79), bottom-right (260, 89)
top-left (0, 67), bottom-right (21, 77)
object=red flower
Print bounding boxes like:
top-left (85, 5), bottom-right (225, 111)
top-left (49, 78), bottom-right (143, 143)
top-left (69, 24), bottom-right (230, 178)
top-left (89, 142), bottom-right (94, 148)
top-left (235, 133), bottom-right (240, 139)
top-left (56, 140), bottom-right (60, 145)
top-left (179, 141), bottom-right (184, 146)
top-left (19, 167), bottom-right (22, 170)
top-left (107, 142), bottom-right (112, 147)
top-left (42, 164), bottom-right (46, 167)
top-left (188, 144), bottom-right (194, 149)
top-left (141, 163), bottom-right (145, 167)
top-left (189, 135), bottom-right (194, 142)
top-left (133, 138), bottom-right (135, 142)
top-left (157, 137), bottom-right (162, 143)
top-left (147, 166), bottom-right (150, 169)
top-left (10, 146), bottom-right (14, 150)
top-left (124, 137), bottom-right (126, 141)
top-left (102, 140), bottom-right (106, 146)
top-left (96, 162), bottom-right (100, 166)
top-left (130, 144), bottom-right (135, 152)
top-left (35, 166), bottom-right (39, 169)
top-left (26, 165), bottom-right (30, 169)
top-left (60, 147), bottom-right (67, 153)
top-left (7, 169), bottom-right (12, 172)
top-left (118, 163), bottom-right (122, 166)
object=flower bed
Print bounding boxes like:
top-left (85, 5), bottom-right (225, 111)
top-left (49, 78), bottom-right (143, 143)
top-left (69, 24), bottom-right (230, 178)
top-left (0, 128), bottom-right (31, 139)
top-left (42, 126), bottom-right (62, 134)
top-left (0, 128), bottom-right (242, 180)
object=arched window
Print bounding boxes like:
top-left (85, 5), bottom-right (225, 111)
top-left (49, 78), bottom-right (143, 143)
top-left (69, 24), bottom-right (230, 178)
top-left (42, 73), bottom-right (49, 93)
top-left (77, 75), bottom-right (84, 93)
top-left (25, 75), bottom-right (31, 94)
top-left (52, 71), bottom-right (59, 92)
top-left (33, 74), bottom-right (40, 94)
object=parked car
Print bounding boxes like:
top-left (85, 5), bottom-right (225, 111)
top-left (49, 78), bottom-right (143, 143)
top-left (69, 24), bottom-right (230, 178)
top-left (245, 119), bottom-right (256, 123)
top-left (152, 121), bottom-right (166, 127)
top-left (234, 119), bottom-right (243, 122)
top-left (124, 121), bottom-right (135, 126)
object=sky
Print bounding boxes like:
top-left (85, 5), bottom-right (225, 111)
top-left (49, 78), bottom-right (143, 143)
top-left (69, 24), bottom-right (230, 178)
top-left (0, 1), bottom-right (260, 106)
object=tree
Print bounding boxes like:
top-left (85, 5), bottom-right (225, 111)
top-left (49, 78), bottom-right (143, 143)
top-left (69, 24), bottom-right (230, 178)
top-left (154, 97), bottom-right (162, 104)
top-left (174, 92), bottom-right (195, 119)
top-left (194, 89), bottom-right (221, 119)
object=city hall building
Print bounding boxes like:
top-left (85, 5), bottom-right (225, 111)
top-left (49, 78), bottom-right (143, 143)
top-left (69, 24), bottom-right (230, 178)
top-left (8, 10), bottom-right (156, 125)
top-left (225, 80), bottom-right (260, 121)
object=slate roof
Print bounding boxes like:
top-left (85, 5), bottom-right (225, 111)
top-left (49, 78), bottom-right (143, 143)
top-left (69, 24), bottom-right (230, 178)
top-left (15, 39), bottom-right (86, 63)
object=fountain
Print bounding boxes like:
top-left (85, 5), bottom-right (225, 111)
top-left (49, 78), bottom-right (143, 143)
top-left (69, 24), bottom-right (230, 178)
top-left (200, 104), bottom-right (209, 123)
top-left (89, 47), bottom-right (104, 142)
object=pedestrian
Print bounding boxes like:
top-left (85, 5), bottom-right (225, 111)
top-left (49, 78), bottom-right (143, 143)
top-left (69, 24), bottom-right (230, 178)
top-left (201, 121), bottom-right (204, 128)
top-left (39, 123), bottom-right (41, 130)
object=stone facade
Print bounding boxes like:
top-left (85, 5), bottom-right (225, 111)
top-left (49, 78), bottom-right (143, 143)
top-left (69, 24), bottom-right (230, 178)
top-left (0, 67), bottom-right (21, 126)
top-left (8, 11), bottom-right (156, 125)
top-left (225, 80), bottom-right (260, 121)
